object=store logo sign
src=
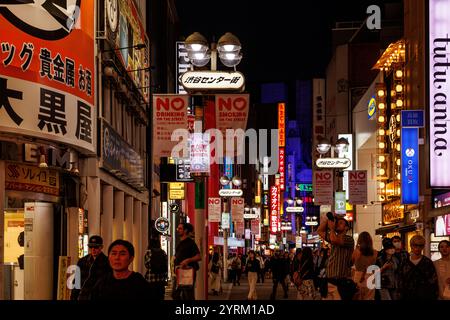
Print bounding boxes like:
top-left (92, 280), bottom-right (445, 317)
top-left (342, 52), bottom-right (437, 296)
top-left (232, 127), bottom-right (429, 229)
top-left (401, 128), bottom-right (419, 205)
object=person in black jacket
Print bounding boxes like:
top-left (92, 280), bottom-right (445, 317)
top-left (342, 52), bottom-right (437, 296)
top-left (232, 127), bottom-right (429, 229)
top-left (90, 239), bottom-right (152, 300)
top-left (270, 251), bottom-right (290, 300)
top-left (144, 238), bottom-right (168, 300)
top-left (245, 250), bottom-right (260, 300)
top-left (71, 235), bottom-right (111, 300)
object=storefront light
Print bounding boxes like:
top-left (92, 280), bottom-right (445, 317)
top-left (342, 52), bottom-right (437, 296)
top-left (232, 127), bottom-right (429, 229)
top-left (379, 195), bottom-right (386, 201)
top-left (396, 144), bottom-right (401, 151)
top-left (377, 90), bottom-right (385, 97)
top-left (396, 99), bottom-right (403, 107)
top-left (379, 129), bottom-right (385, 136)
top-left (379, 142), bottom-right (385, 149)
top-left (396, 85), bottom-right (403, 92)
top-left (379, 155), bottom-right (386, 162)
top-left (379, 168), bottom-right (386, 175)
top-left (396, 158), bottom-right (401, 166)
top-left (397, 173), bottom-right (401, 180)
top-left (396, 114), bottom-right (401, 122)
top-left (379, 182), bottom-right (386, 189)
top-left (396, 70), bottom-right (403, 78)
top-left (391, 90), bottom-right (396, 97)
top-left (378, 103), bottom-right (385, 110)
top-left (378, 116), bottom-right (385, 123)
top-left (396, 129), bottom-right (401, 137)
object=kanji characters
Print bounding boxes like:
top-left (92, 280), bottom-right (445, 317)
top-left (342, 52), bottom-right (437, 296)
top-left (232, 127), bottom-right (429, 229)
top-left (38, 88), bottom-right (67, 135)
top-left (39, 48), bottom-right (53, 79)
top-left (19, 43), bottom-right (34, 71)
top-left (66, 58), bottom-right (75, 87)
top-left (1, 43), bottom-right (16, 66)
top-left (0, 77), bottom-right (23, 126)
top-left (53, 53), bottom-right (65, 83)
top-left (78, 65), bottom-right (85, 91)
top-left (76, 101), bottom-right (92, 143)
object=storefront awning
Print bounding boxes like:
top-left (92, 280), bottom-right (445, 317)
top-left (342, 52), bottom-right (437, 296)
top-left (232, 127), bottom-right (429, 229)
top-left (375, 223), bottom-right (400, 235)
top-left (397, 224), bottom-right (417, 234)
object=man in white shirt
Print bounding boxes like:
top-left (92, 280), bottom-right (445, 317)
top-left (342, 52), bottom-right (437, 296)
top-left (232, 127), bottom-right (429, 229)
top-left (434, 240), bottom-right (450, 300)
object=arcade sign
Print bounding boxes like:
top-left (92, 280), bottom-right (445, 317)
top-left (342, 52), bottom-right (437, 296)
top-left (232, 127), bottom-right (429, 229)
top-left (219, 189), bottom-right (243, 197)
top-left (316, 158), bottom-right (351, 169)
top-left (180, 71), bottom-right (245, 92)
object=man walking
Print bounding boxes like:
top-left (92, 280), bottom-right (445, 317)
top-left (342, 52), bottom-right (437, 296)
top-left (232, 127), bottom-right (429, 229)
top-left (172, 223), bottom-right (202, 300)
top-left (318, 213), bottom-right (355, 300)
top-left (71, 235), bottom-right (111, 300)
top-left (270, 251), bottom-right (289, 299)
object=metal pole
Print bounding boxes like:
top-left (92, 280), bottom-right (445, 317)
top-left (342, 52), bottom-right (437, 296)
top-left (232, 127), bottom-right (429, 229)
top-left (223, 198), bottom-right (229, 283)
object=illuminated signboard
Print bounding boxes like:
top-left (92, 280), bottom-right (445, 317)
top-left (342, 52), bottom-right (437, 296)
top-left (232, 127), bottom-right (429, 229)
top-left (401, 128), bottom-right (419, 204)
top-left (279, 148), bottom-right (285, 191)
top-left (368, 95), bottom-right (377, 120)
top-left (278, 103), bottom-right (286, 147)
top-left (270, 185), bottom-right (279, 234)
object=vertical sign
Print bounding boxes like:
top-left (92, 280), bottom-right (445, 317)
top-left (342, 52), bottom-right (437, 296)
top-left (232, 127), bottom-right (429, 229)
top-left (235, 221), bottom-right (245, 237)
top-left (429, 0), bottom-right (450, 187)
top-left (401, 128), bottom-right (419, 204)
top-left (313, 170), bottom-right (334, 205)
top-left (224, 156), bottom-right (233, 189)
top-left (221, 212), bottom-right (230, 229)
top-left (338, 134), bottom-right (353, 200)
top-left (278, 103), bottom-right (286, 147)
top-left (348, 170), bottom-right (368, 205)
top-left (208, 198), bottom-right (221, 223)
top-left (190, 132), bottom-right (211, 174)
top-left (270, 186), bottom-right (279, 234)
top-left (279, 148), bottom-right (286, 191)
top-left (176, 42), bottom-right (190, 94)
top-left (312, 79), bottom-right (326, 165)
top-left (335, 192), bottom-right (346, 215)
top-left (231, 197), bottom-right (244, 222)
top-left (251, 220), bottom-right (260, 236)
top-left (153, 95), bottom-right (189, 164)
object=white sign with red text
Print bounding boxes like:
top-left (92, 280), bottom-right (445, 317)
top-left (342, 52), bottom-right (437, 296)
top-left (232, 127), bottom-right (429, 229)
top-left (152, 95), bottom-right (189, 164)
top-left (348, 170), bottom-right (368, 205)
top-left (231, 197), bottom-right (244, 222)
top-left (270, 185), bottom-right (279, 234)
top-left (208, 197), bottom-right (221, 223)
top-left (313, 170), bottom-right (334, 205)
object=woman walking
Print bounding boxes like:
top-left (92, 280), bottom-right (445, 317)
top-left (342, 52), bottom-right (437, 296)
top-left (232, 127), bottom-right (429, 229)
top-left (293, 247), bottom-right (320, 300)
top-left (352, 232), bottom-right (378, 300)
top-left (245, 250), bottom-right (260, 300)
top-left (208, 252), bottom-right (222, 296)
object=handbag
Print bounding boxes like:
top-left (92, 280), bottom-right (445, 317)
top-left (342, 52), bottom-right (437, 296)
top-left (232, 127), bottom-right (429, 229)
top-left (176, 267), bottom-right (195, 287)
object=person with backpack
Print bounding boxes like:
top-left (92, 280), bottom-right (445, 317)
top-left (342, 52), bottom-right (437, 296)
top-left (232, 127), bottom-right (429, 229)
top-left (208, 252), bottom-right (222, 295)
top-left (144, 238), bottom-right (168, 300)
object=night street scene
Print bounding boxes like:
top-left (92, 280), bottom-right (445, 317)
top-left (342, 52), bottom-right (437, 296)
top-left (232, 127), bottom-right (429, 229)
top-left (0, 0), bottom-right (449, 318)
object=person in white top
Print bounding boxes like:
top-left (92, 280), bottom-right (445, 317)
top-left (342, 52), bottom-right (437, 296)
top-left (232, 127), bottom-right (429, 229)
top-left (434, 240), bottom-right (450, 300)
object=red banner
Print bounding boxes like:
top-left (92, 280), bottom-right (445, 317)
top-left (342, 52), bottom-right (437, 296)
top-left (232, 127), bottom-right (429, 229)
top-left (270, 186), bottom-right (279, 234)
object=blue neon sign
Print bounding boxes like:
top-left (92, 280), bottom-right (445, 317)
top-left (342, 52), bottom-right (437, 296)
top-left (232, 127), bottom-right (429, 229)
top-left (401, 128), bottom-right (419, 204)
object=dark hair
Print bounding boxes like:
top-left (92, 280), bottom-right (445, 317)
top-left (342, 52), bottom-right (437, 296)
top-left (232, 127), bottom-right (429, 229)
top-left (108, 239), bottom-right (135, 257)
top-left (357, 232), bottom-right (374, 256)
top-left (149, 238), bottom-right (161, 249)
top-left (295, 248), bottom-right (303, 256)
top-left (212, 252), bottom-right (220, 263)
top-left (392, 235), bottom-right (401, 241)
top-left (180, 222), bottom-right (194, 234)
top-left (438, 240), bottom-right (450, 249)
top-left (17, 231), bottom-right (24, 247)
top-left (299, 247), bottom-right (314, 273)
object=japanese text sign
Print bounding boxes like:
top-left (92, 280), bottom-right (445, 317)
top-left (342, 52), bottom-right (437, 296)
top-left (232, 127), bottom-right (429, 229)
top-left (270, 185), bottom-right (279, 234)
top-left (208, 197), bottom-right (221, 223)
top-left (401, 128), bottom-right (419, 204)
top-left (279, 148), bottom-right (285, 191)
top-left (0, 1), bottom-right (96, 153)
top-left (313, 170), bottom-right (334, 205)
top-left (278, 103), bottom-right (285, 147)
top-left (348, 170), bottom-right (368, 205)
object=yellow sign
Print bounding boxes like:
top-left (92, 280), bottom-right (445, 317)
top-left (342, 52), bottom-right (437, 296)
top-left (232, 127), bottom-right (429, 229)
top-left (169, 189), bottom-right (185, 200)
top-left (255, 196), bottom-right (261, 204)
top-left (5, 162), bottom-right (60, 196)
top-left (169, 183), bottom-right (184, 189)
top-left (383, 200), bottom-right (404, 224)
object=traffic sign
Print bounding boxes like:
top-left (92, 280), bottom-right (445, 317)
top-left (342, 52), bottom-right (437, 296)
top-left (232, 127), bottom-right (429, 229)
top-left (155, 217), bottom-right (170, 233)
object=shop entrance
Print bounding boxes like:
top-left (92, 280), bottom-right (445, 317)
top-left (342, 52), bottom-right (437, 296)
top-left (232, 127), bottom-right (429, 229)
top-left (3, 202), bottom-right (54, 300)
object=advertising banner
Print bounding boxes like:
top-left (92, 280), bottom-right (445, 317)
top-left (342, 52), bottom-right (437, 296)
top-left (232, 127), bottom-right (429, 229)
top-left (335, 192), bottom-right (346, 215)
top-left (221, 212), bottom-right (230, 229)
top-left (348, 170), bottom-right (368, 205)
top-left (231, 197), bottom-right (244, 222)
top-left (338, 134), bottom-right (353, 200)
top-left (251, 220), bottom-right (260, 236)
top-left (312, 79), bottom-right (326, 165)
top-left (313, 170), bottom-right (334, 205)
top-left (152, 95), bottom-right (189, 164)
top-left (235, 221), bottom-right (245, 237)
top-left (401, 128), bottom-right (419, 204)
top-left (190, 132), bottom-right (211, 174)
top-left (208, 198), bottom-right (221, 223)
top-left (0, 1), bottom-right (96, 153)
top-left (279, 148), bottom-right (285, 191)
top-left (429, 0), bottom-right (450, 187)
top-left (5, 162), bottom-right (59, 196)
top-left (278, 103), bottom-right (286, 147)
top-left (270, 185), bottom-right (279, 234)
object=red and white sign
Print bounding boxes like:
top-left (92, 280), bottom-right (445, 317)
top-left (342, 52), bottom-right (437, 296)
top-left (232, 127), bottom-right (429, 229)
top-left (231, 197), bottom-right (244, 222)
top-left (251, 220), bottom-right (260, 237)
top-left (216, 94), bottom-right (249, 151)
top-left (208, 197), bottom-right (221, 223)
top-left (279, 148), bottom-right (286, 191)
top-left (348, 170), bottom-right (368, 205)
top-left (190, 132), bottom-right (210, 174)
top-left (235, 221), bottom-right (245, 237)
top-left (313, 170), bottom-right (334, 205)
top-left (152, 95), bottom-right (189, 164)
top-left (278, 103), bottom-right (286, 147)
top-left (312, 79), bottom-right (326, 164)
top-left (270, 185), bottom-right (279, 234)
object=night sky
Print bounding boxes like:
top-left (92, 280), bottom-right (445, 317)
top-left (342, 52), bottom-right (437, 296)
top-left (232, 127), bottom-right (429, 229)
top-left (175, 0), bottom-right (402, 85)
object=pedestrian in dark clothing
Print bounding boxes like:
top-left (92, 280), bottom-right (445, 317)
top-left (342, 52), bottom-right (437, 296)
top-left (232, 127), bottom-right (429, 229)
top-left (246, 251), bottom-right (261, 300)
top-left (71, 235), bottom-right (111, 300)
top-left (144, 238), bottom-right (168, 300)
top-left (17, 231), bottom-right (24, 270)
top-left (270, 251), bottom-right (289, 299)
top-left (90, 239), bottom-right (152, 300)
top-left (172, 223), bottom-right (202, 300)
top-left (398, 235), bottom-right (439, 300)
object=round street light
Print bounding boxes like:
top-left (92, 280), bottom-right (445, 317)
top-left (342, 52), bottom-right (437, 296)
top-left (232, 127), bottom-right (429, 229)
top-left (295, 198), bottom-right (303, 206)
top-left (231, 176), bottom-right (242, 187)
top-left (244, 206), bottom-right (250, 213)
top-left (335, 137), bottom-right (349, 156)
top-left (316, 137), bottom-right (331, 155)
top-left (185, 32), bottom-right (211, 67)
top-left (219, 175), bottom-right (230, 186)
top-left (286, 198), bottom-right (294, 206)
top-left (217, 32), bottom-right (242, 67)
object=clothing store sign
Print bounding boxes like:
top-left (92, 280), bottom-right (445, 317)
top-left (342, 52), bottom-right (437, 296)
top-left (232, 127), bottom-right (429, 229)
top-left (429, 0), bottom-right (450, 187)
